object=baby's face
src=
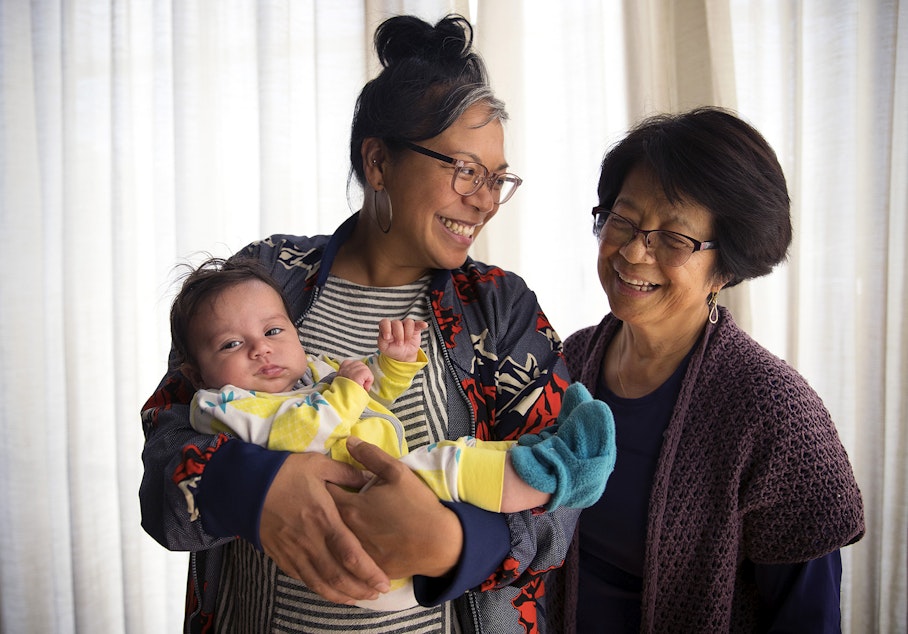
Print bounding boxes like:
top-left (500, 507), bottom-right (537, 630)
top-left (188, 279), bottom-right (308, 393)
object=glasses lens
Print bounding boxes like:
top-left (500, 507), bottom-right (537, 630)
top-left (495, 175), bottom-right (521, 204)
top-left (453, 163), bottom-right (487, 197)
top-left (650, 232), bottom-right (695, 266)
top-left (592, 212), bottom-right (606, 236)
top-left (453, 164), bottom-right (522, 204)
top-left (601, 213), bottom-right (635, 246)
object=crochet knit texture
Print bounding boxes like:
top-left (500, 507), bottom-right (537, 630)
top-left (550, 307), bottom-right (863, 632)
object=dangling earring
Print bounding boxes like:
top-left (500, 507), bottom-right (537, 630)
top-left (707, 291), bottom-right (719, 325)
top-left (372, 188), bottom-right (393, 233)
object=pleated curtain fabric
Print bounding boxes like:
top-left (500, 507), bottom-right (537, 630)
top-left (0, 1), bottom-right (904, 632)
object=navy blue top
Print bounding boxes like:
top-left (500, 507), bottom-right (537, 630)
top-left (575, 353), bottom-right (843, 633)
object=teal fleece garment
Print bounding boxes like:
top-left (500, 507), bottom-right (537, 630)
top-left (510, 382), bottom-right (617, 510)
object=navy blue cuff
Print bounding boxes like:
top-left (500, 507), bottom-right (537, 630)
top-left (195, 440), bottom-right (290, 549)
top-left (413, 502), bottom-right (510, 606)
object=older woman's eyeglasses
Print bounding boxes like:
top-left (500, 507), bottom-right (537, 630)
top-left (403, 141), bottom-right (523, 205)
top-left (592, 207), bottom-right (718, 267)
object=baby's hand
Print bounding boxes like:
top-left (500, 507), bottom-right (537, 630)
top-left (377, 318), bottom-right (428, 362)
top-left (337, 359), bottom-right (374, 392)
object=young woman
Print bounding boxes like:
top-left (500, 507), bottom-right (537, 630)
top-left (141, 14), bottom-right (574, 633)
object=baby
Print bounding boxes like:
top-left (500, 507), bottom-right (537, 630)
top-left (171, 257), bottom-right (616, 610)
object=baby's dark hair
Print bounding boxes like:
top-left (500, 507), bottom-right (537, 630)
top-left (170, 257), bottom-right (292, 367)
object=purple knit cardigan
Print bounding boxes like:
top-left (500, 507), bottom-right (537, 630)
top-left (547, 306), bottom-right (864, 632)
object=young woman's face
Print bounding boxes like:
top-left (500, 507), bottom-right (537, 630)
top-left (597, 164), bottom-right (721, 335)
top-left (381, 103), bottom-right (509, 271)
top-left (185, 280), bottom-right (309, 393)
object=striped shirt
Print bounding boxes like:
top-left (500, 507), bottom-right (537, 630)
top-left (214, 275), bottom-right (461, 633)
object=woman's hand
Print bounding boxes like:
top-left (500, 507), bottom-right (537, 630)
top-left (259, 452), bottom-right (391, 604)
top-left (329, 437), bottom-right (464, 579)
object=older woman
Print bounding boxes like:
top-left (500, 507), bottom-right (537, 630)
top-left (140, 14), bottom-right (572, 634)
top-left (551, 107), bottom-right (864, 632)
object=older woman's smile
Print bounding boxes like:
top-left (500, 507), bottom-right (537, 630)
top-left (616, 270), bottom-right (659, 292)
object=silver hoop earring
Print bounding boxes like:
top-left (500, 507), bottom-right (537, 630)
top-left (707, 291), bottom-right (719, 325)
top-left (373, 188), bottom-right (393, 233)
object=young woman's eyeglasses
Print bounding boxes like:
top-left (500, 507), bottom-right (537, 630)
top-left (591, 207), bottom-right (719, 267)
top-left (403, 141), bottom-right (523, 205)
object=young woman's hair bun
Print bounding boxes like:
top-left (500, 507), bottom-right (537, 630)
top-left (375, 14), bottom-right (474, 70)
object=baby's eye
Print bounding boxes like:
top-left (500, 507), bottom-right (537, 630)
top-left (265, 327), bottom-right (283, 336)
top-left (221, 340), bottom-right (242, 351)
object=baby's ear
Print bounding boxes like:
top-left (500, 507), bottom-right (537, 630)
top-left (180, 362), bottom-right (203, 389)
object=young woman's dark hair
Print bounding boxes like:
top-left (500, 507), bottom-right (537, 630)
top-left (597, 107), bottom-right (792, 287)
top-left (349, 14), bottom-right (507, 186)
top-left (170, 257), bottom-right (292, 367)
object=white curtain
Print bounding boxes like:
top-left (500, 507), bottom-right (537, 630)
top-left (0, 1), bottom-right (904, 632)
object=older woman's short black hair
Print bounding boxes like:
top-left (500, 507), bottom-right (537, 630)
top-left (349, 14), bottom-right (507, 186)
top-left (597, 107), bottom-right (792, 287)
top-left (170, 257), bottom-right (292, 367)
